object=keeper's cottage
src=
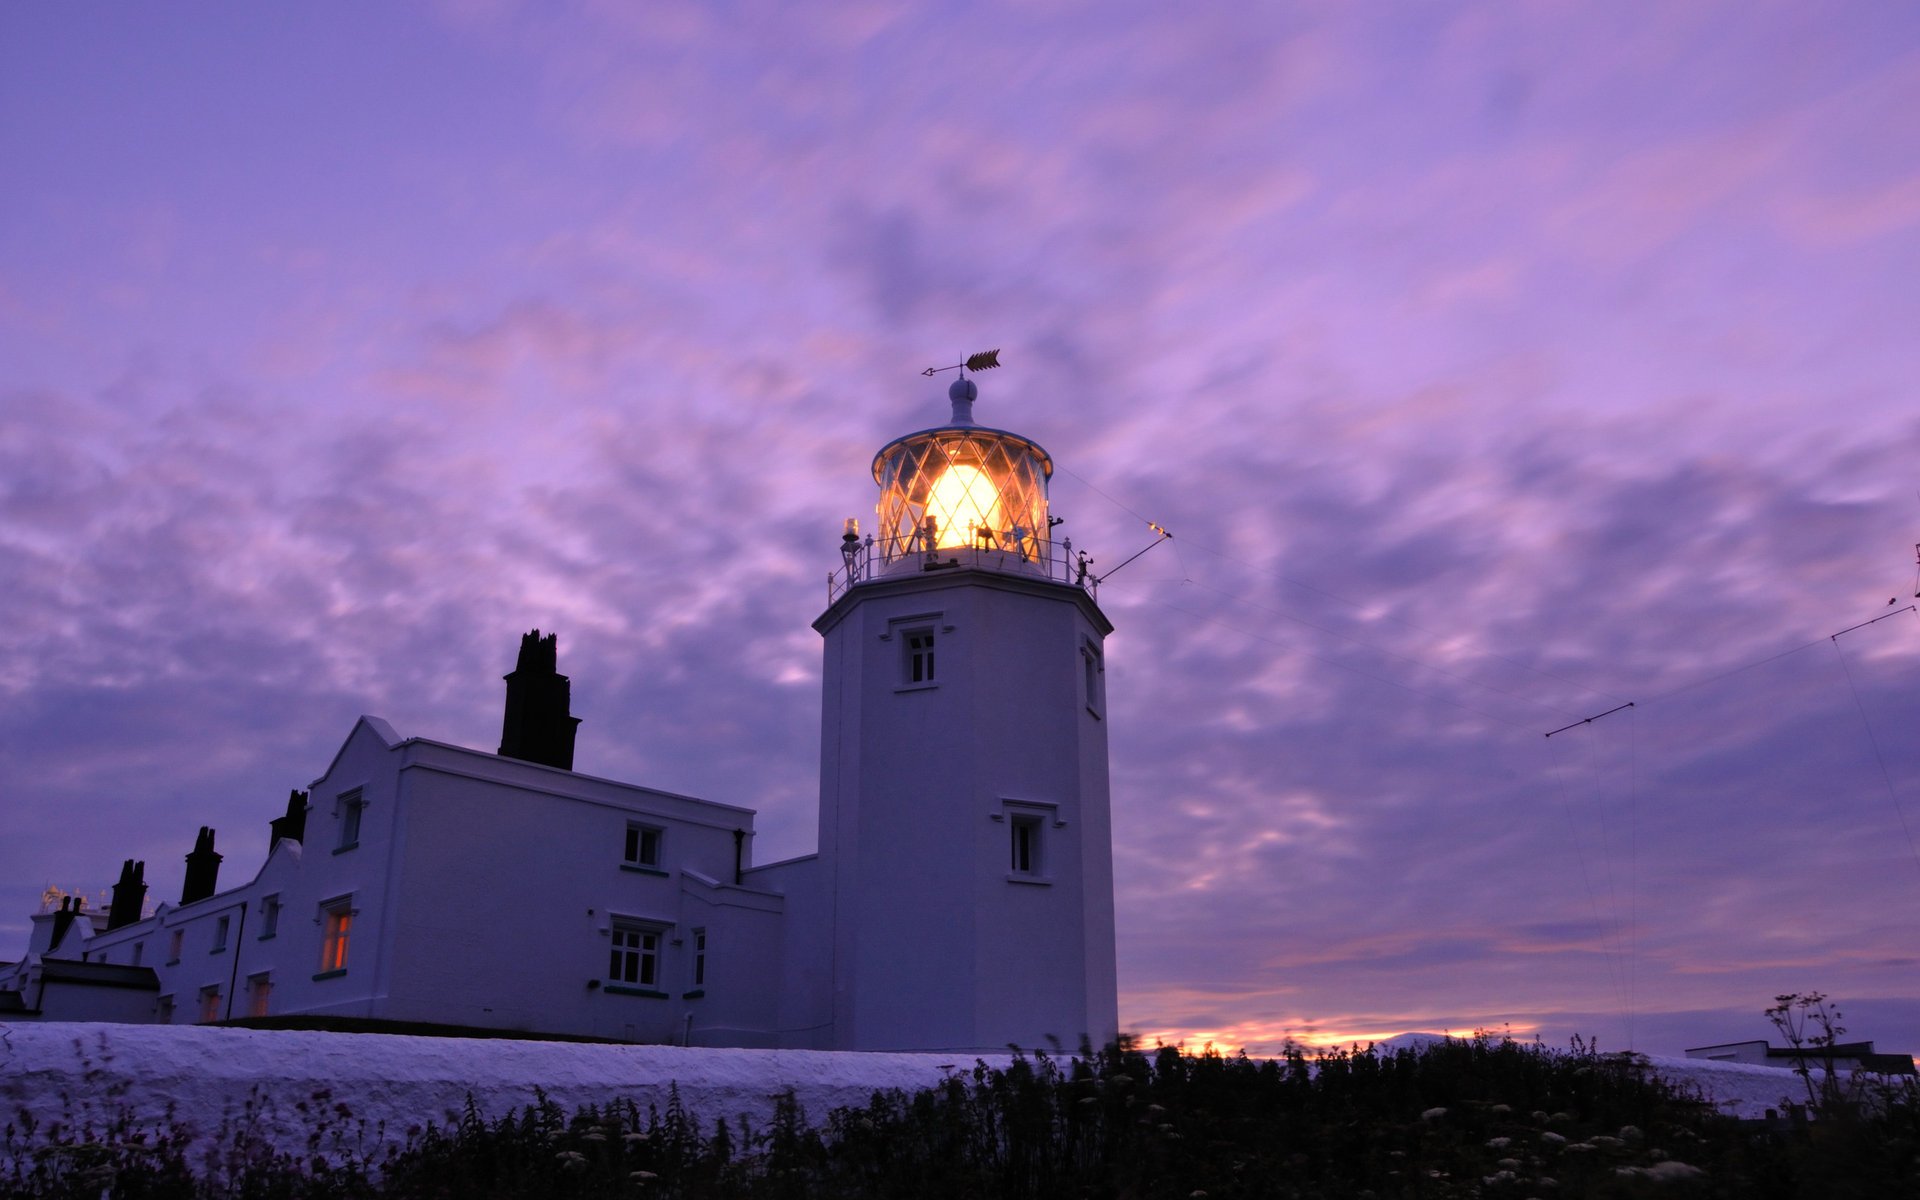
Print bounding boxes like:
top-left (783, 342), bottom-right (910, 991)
top-left (0, 375), bottom-right (1120, 1054)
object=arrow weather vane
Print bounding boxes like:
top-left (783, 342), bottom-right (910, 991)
top-left (921, 349), bottom-right (1002, 377)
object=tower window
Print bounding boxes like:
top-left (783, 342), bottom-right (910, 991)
top-left (999, 800), bottom-right (1059, 884)
top-left (692, 928), bottom-right (707, 988)
top-left (1082, 640), bottom-right (1104, 717)
top-left (906, 630), bottom-right (936, 683)
top-left (624, 823), bottom-right (664, 869)
top-left (167, 929), bottom-right (183, 963)
top-left (1010, 814), bottom-right (1045, 876)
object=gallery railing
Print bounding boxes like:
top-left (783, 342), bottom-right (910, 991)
top-left (827, 534), bottom-right (1097, 606)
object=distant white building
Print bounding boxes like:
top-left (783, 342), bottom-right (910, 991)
top-left (1683, 1040), bottom-right (1916, 1075)
top-left (0, 377), bottom-right (1120, 1054)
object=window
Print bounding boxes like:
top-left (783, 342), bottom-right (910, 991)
top-left (167, 929), bottom-right (183, 963)
top-left (999, 801), bottom-right (1058, 883)
top-left (198, 985), bottom-right (222, 1024)
top-left (906, 629), bottom-right (936, 683)
top-left (212, 915), bottom-right (230, 952)
top-left (248, 973), bottom-right (272, 1019)
top-left (318, 897), bottom-right (352, 975)
top-left (130, 940), bottom-right (143, 967)
top-left (260, 894), bottom-right (280, 939)
top-left (609, 924), bottom-right (661, 988)
top-left (692, 928), bottom-right (707, 988)
top-left (1082, 640), bottom-right (1104, 716)
top-left (337, 789), bottom-right (365, 851)
top-left (1010, 813), bottom-right (1045, 876)
top-left (624, 823), bottom-right (663, 869)
top-left (157, 994), bottom-right (175, 1024)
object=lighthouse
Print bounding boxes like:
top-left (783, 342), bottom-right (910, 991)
top-left (812, 371), bottom-right (1119, 1052)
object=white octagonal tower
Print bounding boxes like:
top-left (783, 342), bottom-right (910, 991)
top-left (813, 374), bottom-right (1118, 1052)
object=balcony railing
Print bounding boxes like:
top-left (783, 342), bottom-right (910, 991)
top-left (827, 534), bottom-right (1098, 606)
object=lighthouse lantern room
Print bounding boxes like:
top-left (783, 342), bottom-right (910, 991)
top-left (870, 375), bottom-right (1056, 571)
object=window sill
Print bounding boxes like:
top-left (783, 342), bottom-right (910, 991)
top-left (332, 843), bottom-right (358, 856)
top-left (210, 947), bottom-right (226, 955)
top-left (257, 933), bottom-right (276, 942)
top-left (1006, 874), bottom-right (1053, 887)
top-left (682, 989), bottom-right (705, 999)
top-left (1086, 706), bottom-right (1103, 720)
top-left (894, 682), bottom-right (939, 694)
top-left (605, 984), bottom-right (668, 999)
top-left (619, 863), bottom-right (668, 876)
top-left (312, 969), bottom-right (348, 981)
top-left (165, 958), bottom-right (181, 966)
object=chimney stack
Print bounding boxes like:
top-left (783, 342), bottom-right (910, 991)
top-left (108, 859), bottom-right (147, 929)
top-left (497, 629), bottom-right (582, 770)
top-left (269, 789), bottom-right (309, 846)
top-left (50, 896), bottom-right (82, 951)
top-left (180, 826), bottom-right (222, 904)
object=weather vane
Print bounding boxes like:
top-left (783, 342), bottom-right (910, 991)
top-left (921, 349), bottom-right (1002, 377)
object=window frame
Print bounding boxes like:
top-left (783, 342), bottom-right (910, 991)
top-left (316, 895), bottom-right (353, 978)
top-left (198, 985), bottom-right (222, 1025)
top-left (606, 918), bottom-right (670, 997)
top-left (883, 613), bottom-right (948, 692)
top-left (259, 893), bottom-right (281, 940)
top-left (905, 628), bottom-right (936, 684)
top-left (211, 915), bottom-right (230, 953)
top-left (247, 972), bottom-right (273, 1019)
top-left (335, 788), bottom-right (365, 853)
top-left (1081, 638), bottom-right (1105, 718)
top-left (997, 800), bottom-right (1062, 885)
top-left (622, 822), bottom-right (666, 873)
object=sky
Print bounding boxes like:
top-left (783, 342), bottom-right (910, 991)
top-left (4, 1), bottom-right (1919, 1059)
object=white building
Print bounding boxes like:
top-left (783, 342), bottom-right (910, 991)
top-left (0, 377), bottom-right (1120, 1054)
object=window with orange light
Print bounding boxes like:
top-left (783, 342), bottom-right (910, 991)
top-left (318, 898), bottom-right (352, 975)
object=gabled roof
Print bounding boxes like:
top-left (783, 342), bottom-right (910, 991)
top-left (311, 714), bottom-right (403, 785)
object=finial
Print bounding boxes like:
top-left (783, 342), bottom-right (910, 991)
top-left (948, 376), bottom-right (977, 425)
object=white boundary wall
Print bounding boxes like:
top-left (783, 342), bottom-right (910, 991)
top-left (0, 1023), bottom-right (1849, 1167)
top-left (0, 1024), bottom-right (999, 1164)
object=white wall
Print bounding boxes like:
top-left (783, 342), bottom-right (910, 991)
top-left (814, 569), bottom-right (1119, 1052)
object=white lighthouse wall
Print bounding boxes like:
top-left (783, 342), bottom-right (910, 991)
top-left (815, 571), bottom-right (1118, 1052)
